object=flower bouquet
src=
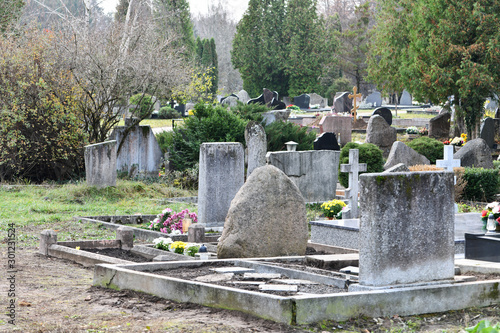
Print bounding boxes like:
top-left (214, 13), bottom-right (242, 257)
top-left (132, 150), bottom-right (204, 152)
top-left (321, 200), bottom-right (347, 219)
top-left (481, 202), bottom-right (500, 230)
top-left (406, 126), bottom-right (419, 135)
top-left (152, 238), bottom-right (200, 256)
top-left (149, 208), bottom-right (198, 234)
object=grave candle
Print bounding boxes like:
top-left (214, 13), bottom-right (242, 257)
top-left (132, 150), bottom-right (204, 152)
top-left (183, 218), bottom-right (192, 234)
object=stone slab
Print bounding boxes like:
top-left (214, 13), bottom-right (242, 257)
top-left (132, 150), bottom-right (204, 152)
top-left (270, 279), bottom-right (319, 285)
top-left (339, 266), bottom-right (359, 275)
top-left (243, 273), bottom-right (282, 280)
top-left (305, 253), bottom-right (359, 270)
top-left (259, 284), bottom-right (298, 292)
top-left (211, 267), bottom-right (255, 274)
top-left (194, 273), bottom-right (234, 282)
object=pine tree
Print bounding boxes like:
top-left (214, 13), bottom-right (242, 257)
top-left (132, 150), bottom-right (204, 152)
top-left (210, 38), bottom-right (218, 94)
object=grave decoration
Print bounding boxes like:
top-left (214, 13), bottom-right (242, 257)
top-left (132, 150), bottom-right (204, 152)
top-left (152, 237), bottom-right (200, 256)
top-left (148, 208), bottom-right (198, 234)
top-left (348, 86), bottom-right (362, 122)
top-left (443, 133), bottom-right (467, 146)
top-left (321, 199), bottom-right (346, 219)
top-left (481, 202), bottom-right (500, 232)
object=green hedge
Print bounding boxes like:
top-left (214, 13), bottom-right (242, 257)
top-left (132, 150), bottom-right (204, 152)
top-left (339, 142), bottom-right (384, 188)
top-left (265, 121), bottom-right (316, 152)
top-left (407, 136), bottom-right (444, 164)
top-left (461, 167), bottom-right (500, 202)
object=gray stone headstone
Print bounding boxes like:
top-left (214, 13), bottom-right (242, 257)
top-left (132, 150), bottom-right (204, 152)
top-left (236, 90), bottom-right (251, 104)
top-left (84, 140), bottom-right (117, 188)
top-left (358, 171), bottom-right (455, 288)
top-left (486, 97), bottom-right (498, 111)
top-left (454, 138), bottom-right (493, 169)
top-left (334, 92), bottom-right (352, 113)
top-left (245, 121), bottom-right (267, 178)
top-left (382, 163), bottom-right (410, 173)
top-left (108, 125), bottom-right (163, 177)
top-left (262, 110), bottom-right (290, 125)
top-left (266, 150), bottom-right (340, 202)
top-left (198, 142), bottom-right (245, 228)
top-left (429, 112), bottom-right (451, 138)
top-left (263, 88), bottom-right (274, 105)
top-left (480, 117), bottom-right (495, 149)
top-left (217, 165), bottom-right (308, 259)
top-left (372, 107), bottom-right (392, 125)
top-left (294, 94), bottom-right (310, 109)
top-left (366, 115), bottom-right (396, 158)
top-left (383, 141), bottom-right (430, 170)
top-left (365, 91), bottom-right (382, 107)
top-left (313, 132), bottom-right (340, 151)
top-left (400, 90), bottom-right (412, 105)
top-left (318, 115), bottom-right (352, 146)
top-left (309, 93), bottom-right (328, 108)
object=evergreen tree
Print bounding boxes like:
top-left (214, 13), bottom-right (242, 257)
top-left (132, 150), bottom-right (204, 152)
top-left (232, 0), bottom-right (288, 97)
top-left (210, 38), bottom-right (218, 94)
top-left (283, 0), bottom-right (324, 96)
top-left (195, 36), bottom-right (203, 62)
top-left (196, 37), bottom-right (219, 94)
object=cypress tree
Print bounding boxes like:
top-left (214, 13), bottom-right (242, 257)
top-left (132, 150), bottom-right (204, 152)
top-left (210, 38), bottom-right (218, 94)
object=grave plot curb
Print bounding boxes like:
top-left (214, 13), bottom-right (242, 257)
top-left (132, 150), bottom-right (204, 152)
top-left (48, 244), bottom-right (133, 267)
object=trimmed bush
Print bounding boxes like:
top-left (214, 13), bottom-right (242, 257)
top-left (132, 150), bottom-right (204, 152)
top-left (459, 167), bottom-right (500, 202)
top-left (230, 101), bottom-right (270, 122)
top-left (407, 136), bottom-right (444, 164)
top-left (158, 106), bottom-right (181, 119)
top-left (265, 121), bottom-right (316, 152)
top-left (339, 142), bottom-right (384, 188)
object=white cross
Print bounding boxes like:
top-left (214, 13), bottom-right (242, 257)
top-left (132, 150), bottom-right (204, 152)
top-left (340, 149), bottom-right (367, 218)
top-left (436, 145), bottom-right (460, 183)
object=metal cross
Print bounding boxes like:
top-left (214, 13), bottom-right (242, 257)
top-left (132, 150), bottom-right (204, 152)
top-left (348, 86), bottom-right (362, 122)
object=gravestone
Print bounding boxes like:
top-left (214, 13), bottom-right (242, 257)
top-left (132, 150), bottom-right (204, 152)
top-left (454, 138), bottom-right (494, 169)
top-left (429, 112), bottom-right (451, 138)
top-left (382, 163), bottom-right (410, 173)
top-left (236, 90), bottom-right (251, 104)
top-left (263, 88), bottom-right (274, 105)
top-left (334, 92), bottom-right (352, 113)
top-left (294, 94), bottom-right (310, 109)
top-left (266, 150), bottom-right (340, 202)
top-left (247, 94), bottom-right (266, 105)
top-left (220, 94), bottom-right (239, 107)
top-left (486, 97), bottom-right (498, 111)
top-left (217, 165), bottom-right (308, 259)
top-left (356, 171), bottom-right (455, 289)
top-left (309, 93), bottom-right (328, 108)
top-left (383, 141), bottom-right (430, 170)
top-left (365, 115), bottom-right (397, 158)
top-left (372, 107), bottom-right (392, 125)
top-left (84, 140), bottom-right (117, 188)
top-left (400, 90), bottom-right (412, 105)
top-left (495, 108), bottom-right (500, 119)
top-left (108, 125), bottom-right (163, 177)
top-left (313, 132), bottom-right (340, 151)
top-left (480, 117), bottom-right (495, 149)
top-left (174, 104), bottom-right (186, 117)
top-left (437, 145), bottom-right (461, 172)
top-left (365, 91), bottom-right (382, 107)
top-left (262, 110), bottom-right (290, 125)
top-left (270, 91), bottom-right (287, 110)
top-left (198, 142), bottom-right (245, 228)
top-left (340, 149), bottom-right (367, 219)
top-left (245, 122), bottom-right (267, 178)
top-left (319, 115), bottom-right (352, 146)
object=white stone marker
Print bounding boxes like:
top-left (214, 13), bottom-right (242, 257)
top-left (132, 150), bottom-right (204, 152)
top-left (340, 149), bottom-right (367, 218)
top-left (436, 144), bottom-right (461, 180)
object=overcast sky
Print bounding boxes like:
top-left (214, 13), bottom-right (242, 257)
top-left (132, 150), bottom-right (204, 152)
top-left (99, 0), bottom-right (248, 21)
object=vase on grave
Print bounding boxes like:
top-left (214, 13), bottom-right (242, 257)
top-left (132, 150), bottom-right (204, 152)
top-left (486, 214), bottom-right (498, 234)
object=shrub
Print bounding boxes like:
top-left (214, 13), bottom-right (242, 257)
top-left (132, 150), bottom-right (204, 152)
top-left (156, 131), bottom-right (174, 153)
top-left (407, 136), bottom-right (444, 164)
top-left (265, 121), bottom-right (316, 152)
top-left (158, 106), bottom-right (181, 119)
top-left (230, 101), bottom-right (270, 122)
top-left (129, 93), bottom-right (154, 118)
top-left (339, 143), bottom-right (384, 188)
top-left (459, 167), bottom-right (500, 202)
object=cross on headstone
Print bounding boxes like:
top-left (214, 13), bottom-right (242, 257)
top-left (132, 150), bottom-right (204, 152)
top-left (340, 149), bottom-right (367, 219)
top-left (348, 86), bottom-right (362, 123)
top-left (436, 145), bottom-right (461, 183)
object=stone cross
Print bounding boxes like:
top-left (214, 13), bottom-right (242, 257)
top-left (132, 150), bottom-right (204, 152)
top-left (436, 145), bottom-right (460, 183)
top-left (348, 86), bottom-right (362, 122)
top-left (340, 149), bottom-right (367, 218)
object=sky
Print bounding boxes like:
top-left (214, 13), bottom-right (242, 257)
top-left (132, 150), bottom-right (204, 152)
top-left (99, 0), bottom-right (248, 21)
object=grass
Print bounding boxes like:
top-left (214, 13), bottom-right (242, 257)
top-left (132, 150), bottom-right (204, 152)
top-left (0, 180), bottom-right (196, 248)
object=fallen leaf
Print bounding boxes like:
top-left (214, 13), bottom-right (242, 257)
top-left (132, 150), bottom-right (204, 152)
top-left (19, 301), bottom-right (31, 307)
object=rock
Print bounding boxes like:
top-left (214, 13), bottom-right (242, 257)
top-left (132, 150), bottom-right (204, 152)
top-left (236, 90), bottom-right (251, 104)
top-left (365, 115), bottom-right (397, 158)
top-left (454, 138), bottom-right (493, 169)
top-left (217, 165), bottom-right (308, 259)
top-left (429, 112), bottom-right (451, 138)
top-left (480, 117), bottom-right (495, 149)
top-left (334, 92), bottom-right (352, 113)
top-left (262, 110), bottom-right (290, 124)
top-left (383, 141), bottom-right (430, 170)
top-left (372, 107), bottom-right (392, 126)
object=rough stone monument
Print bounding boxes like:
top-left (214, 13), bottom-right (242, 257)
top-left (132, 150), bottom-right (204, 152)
top-left (245, 122), bottom-right (267, 178)
top-left (84, 140), bottom-right (117, 188)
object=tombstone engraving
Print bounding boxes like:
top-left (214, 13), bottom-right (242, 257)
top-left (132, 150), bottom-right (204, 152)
top-left (245, 122), bottom-right (267, 178)
top-left (365, 91), bottom-right (382, 107)
top-left (429, 112), bottom-right (451, 138)
top-left (400, 90), bottom-right (412, 105)
top-left (319, 115), bottom-right (352, 146)
top-left (84, 140), bottom-right (117, 188)
top-left (313, 132), bottom-right (340, 151)
top-left (372, 107), bottom-right (392, 125)
top-left (198, 143), bottom-right (245, 228)
top-left (480, 117), bottom-right (495, 149)
top-left (340, 149), bottom-right (367, 219)
top-left (334, 92), bottom-right (353, 114)
top-left (294, 94), bottom-right (311, 109)
top-left (357, 171), bottom-right (455, 288)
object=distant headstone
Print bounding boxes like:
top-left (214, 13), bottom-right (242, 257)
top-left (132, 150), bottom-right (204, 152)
top-left (382, 163), bottom-right (410, 173)
top-left (236, 90), bottom-right (251, 104)
top-left (309, 93), bottom-right (328, 108)
top-left (495, 108), bottom-right (500, 119)
top-left (486, 97), bottom-right (498, 111)
top-left (217, 165), bottom-right (308, 259)
top-left (334, 92), bottom-right (352, 113)
top-left (266, 150), bottom-right (340, 202)
top-left (372, 107), bottom-right (392, 126)
top-left (400, 90), bottom-right (412, 105)
top-left (313, 132), bottom-right (340, 151)
top-left (245, 122), bottom-right (267, 178)
top-left (429, 112), bottom-right (451, 138)
top-left (383, 141), bottom-right (430, 170)
top-left (319, 115), bottom-right (352, 146)
top-left (220, 94), bottom-right (239, 107)
top-left (454, 138), bottom-right (494, 169)
top-left (294, 94), bottom-right (310, 109)
top-left (365, 115), bottom-right (397, 158)
top-left (365, 91), bottom-right (382, 107)
top-left (84, 140), bottom-right (117, 188)
top-left (263, 88), bottom-right (274, 105)
top-left (108, 125), bottom-right (163, 177)
top-left (356, 171), bottom-right (455, 289)
top-left (185, 102), bottom-right (195, 113)
top-left (247, 94), bottom-right (266, 105)
top-left (480, 117), bottom-right (495, 149)
top-left (198, 143), bottom-right (245, 228)
top-left (262, 110), bottom-right (290, 124)
top-left (283, 96), bottom-right (291, 106)
top-left (270, 91), bottom-right (286, 110)
top-left (174, 104), bottom-right (186, 117)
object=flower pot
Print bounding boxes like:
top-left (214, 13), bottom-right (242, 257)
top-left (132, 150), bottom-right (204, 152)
top-left (327, 217), bottom-right (334, 220)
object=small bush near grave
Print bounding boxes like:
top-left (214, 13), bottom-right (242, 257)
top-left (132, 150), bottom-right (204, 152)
top-left (466, 319), bottom-right (500, 333)
top-left (158, 106), bottom-right (181, 119)
top-left (159, 163), bottom-right (199, 190)
top-left (265, 121), bottom-right (316, 152)
top-left (230, 101), bottom-right (269, 122)
top-left (493, 160), bottom-right (500, 170)
top-left (339, 142), bottom-right (384, 188)
top-left (129, 93), bottom-right (155, 118)
top-left (407, 136), bottom-right (444, 164)
top-left (457, 167), bottom-right (500, 202)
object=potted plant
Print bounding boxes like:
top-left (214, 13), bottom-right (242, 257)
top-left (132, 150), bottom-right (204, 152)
top-left (321, 200), bottom-right (347, 220)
